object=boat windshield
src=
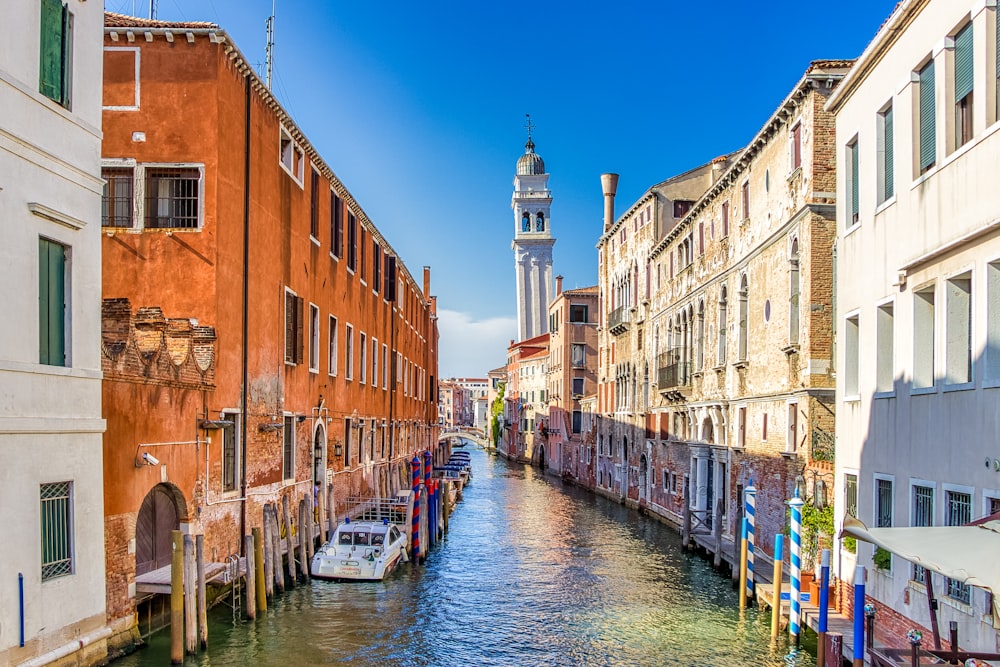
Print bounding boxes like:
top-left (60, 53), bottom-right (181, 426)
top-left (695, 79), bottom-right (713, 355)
top-left (371, 533), bottom-right (385, 546)
top-left (354, 531), bottom-right (370, 545)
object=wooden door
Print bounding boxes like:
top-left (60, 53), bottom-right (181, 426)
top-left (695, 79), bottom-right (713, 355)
top-left (135, 486), bottom-right (178, 575)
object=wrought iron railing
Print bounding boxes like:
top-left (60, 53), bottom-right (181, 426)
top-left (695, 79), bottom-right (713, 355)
top-left (657, 352), bottom-right (691, 390)
top-left (608, 305), bottom-right (629, 332)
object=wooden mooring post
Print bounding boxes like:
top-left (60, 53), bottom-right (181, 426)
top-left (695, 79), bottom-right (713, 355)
top-left (712, 498), bottom-right (724, 569)
top-left (270, 505), bottom-right (284, 593)
top-left (196, 534), bottom-right (208, 649)
top-left (245, 533), bottom-right (257, 619)
top-left (262, 505), bottom-right (275, 598)
top-left (297, 498), bottom-right (309, 582)
top-left (317, 480), bottom-right (328, 543)
top-left (282, 494), bottom-right (296, 584)
top-left (183, 535), bottom-right (196, 654)
top-left (681, 502), bottom-right (692, 550)
top-left (170, 531), bottom-right (184, 664)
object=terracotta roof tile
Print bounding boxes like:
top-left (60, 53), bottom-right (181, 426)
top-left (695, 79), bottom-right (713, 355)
top-left (104, 11), bottom-right (217, 30)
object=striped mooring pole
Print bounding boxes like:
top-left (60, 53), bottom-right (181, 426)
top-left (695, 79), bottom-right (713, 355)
top-left (410, 456), bottom-right (421, 564)
top-left (853, 564), bottom-right (866, 667)
top-left (817, 548), bottom-right (831, 667)
top-left (744, 481), bottom-right (757, 601)
top-left (789, 491), bottom-right (805, 643)
top-left (422, 451), bottom-right (433, 548)
top-left (427, 479), bottom-right (436, 548)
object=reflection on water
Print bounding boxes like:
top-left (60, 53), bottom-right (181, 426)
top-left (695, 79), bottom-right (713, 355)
top-left (117, 451), bottom-right (814, 666)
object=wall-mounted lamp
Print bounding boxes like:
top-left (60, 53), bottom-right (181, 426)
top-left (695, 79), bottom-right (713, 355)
top-left (141, 452), bottom-right (160, 466)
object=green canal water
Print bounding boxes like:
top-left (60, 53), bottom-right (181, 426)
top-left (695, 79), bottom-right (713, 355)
top-left (117, 449), bottom-right (815, 666)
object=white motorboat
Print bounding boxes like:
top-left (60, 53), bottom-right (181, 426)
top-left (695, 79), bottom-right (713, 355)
top-left (310, 518), bottom-right (408, 581)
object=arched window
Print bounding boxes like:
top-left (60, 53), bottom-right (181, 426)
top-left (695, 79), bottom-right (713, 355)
top-left (718, 286), bottom-right (728, 365)
top-left (696, 299), bottom-right (705, 371)
top-left (738, 275), bottom-right (749, 361)
top-left (789, 239), bottom-right (800, 344)
top-left (522, 212), bottom-right (530, 231)
top-left (536, 212), bottom-right (545, 231)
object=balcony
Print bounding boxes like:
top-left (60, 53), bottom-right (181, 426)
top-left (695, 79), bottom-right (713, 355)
top-left (607, 306), bottom-right (630, 336)
top-left (657, 352), bottom-right (691, 400)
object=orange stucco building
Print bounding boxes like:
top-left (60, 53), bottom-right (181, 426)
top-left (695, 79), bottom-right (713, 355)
top-left (99, 13), bottom-right (439, 646)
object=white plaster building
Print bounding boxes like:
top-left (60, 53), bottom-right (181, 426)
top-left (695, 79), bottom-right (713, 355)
top-left (828, 0), bottom-right (1000, 651)
top-left (0, 1), bottom-right (109, 665)
top-left (512, 136), bottom-right (554, 342)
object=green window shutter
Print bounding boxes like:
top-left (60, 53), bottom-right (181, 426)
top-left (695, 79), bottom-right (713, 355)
top-left (39, 0), bottom-right (66, 104)
top-left (884, 106), bottom-right (894, 200)
top-left (919, 61), bottom-right (936, 171)
top-left (954, 23), bottom-right (974, 101)
top-left (850, 142), bottom-right (859, 219)
top-left (39, 238), bottom-right (66, 366)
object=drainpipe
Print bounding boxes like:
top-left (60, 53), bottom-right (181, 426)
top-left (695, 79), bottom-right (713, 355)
top-left (239, 71), bottom-right (251, 551)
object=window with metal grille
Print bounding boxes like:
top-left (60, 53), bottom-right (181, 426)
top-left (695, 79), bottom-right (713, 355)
top-left (282, 416), bottom-right (295, 480)
top-left (221, 413), bottom-right (239, 492)
top-left (145, 168), bottom-right (200, 229)
top-left (845, 474), bottom-right (858, 518)
top-left (102, 168), bottom-right (134, 227)
top-left (912, 485), bottom-right (933, 582)
top-left (40, 481), bottom-right (73, 580)
top-left (946, 490), bottom-right (972, 602)
top-left (876, 478), bottom-right (893, 527)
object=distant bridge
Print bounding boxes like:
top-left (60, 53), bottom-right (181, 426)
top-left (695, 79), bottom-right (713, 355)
top-left (438, 427), bottom-right (490, 448)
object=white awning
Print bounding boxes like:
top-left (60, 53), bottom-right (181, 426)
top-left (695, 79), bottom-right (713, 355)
top-left (842, 516), bottom-right (1000, 618)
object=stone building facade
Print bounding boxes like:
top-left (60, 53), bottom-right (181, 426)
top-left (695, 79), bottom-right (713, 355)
top-left (501, 334), bottom-right (549, 463)
top-left (644, 60), bottom-right (848, 570)
top-left (99, 13), bottom-right (440, 647)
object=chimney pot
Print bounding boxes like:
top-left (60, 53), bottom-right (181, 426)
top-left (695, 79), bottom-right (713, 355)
top-left (601, 173), bottom-right (619, 233)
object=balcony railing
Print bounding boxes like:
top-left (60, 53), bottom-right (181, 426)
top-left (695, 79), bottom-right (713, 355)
top-left (657, 352), bottom-right (691, 391)
top-left (607, 306), bottom-right (630, 335)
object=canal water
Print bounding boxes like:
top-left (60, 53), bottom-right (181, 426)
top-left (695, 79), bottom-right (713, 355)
top-left (118, 449), bottom-right (814, 666)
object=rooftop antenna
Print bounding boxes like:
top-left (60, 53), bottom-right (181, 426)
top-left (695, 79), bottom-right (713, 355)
top-left (265, 0), bottom-right (276, 89)
top-left (148, 0), bottom-right (157, 20)
top-left (524, 113), bottom-right (535, 140)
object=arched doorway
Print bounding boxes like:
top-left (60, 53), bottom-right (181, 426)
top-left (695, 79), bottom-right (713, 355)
top-left (639, 454), bottom-right (649, 505)
top-left (135, 484), bottom-right (184, 576)
top-left (537, 444), bottom-right (546, 470)
top-left (702, 416), bottom-right (715, 444)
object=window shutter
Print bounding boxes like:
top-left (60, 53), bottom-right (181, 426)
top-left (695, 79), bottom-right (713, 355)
top-left (954, 23), bottom-right (974, 101)
top-left (883, 106), bottom-right (894, 200)
top-left (295, 296), bottom-right (304, 363)
top-left (39, 238), bottom-right (66, 365)
top-left (919, 61), bottom-right (936, 171)
top-left (850, 142), bottom-right (859, 219)
top-left (39, 0), bottom-right (66, 103)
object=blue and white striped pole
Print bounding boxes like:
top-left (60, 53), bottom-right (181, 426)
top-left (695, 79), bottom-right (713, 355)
top-left (744, 481), bottom-right (757, 601)
top-left (789, 491), bottom-right (805, 644)
top-left (818, 548), bottom-right (831, 667)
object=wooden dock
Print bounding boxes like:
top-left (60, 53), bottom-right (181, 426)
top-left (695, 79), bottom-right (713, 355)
top-left (135, 558), bottom-right (247, 595)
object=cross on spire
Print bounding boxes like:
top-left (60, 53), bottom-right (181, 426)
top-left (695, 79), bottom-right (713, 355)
top-left (524, 113), bottom-right (535, 139)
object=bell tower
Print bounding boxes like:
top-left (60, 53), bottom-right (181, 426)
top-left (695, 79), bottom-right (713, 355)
top-left (511, 115), bottom-right (555, 342)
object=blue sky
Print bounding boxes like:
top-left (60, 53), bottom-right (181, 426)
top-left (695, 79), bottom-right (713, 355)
top-left (106, 0), bottom-right (898, 377)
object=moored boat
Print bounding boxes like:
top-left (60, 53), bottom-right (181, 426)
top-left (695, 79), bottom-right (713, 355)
top-left (310, 518), bottom-right (408, 581)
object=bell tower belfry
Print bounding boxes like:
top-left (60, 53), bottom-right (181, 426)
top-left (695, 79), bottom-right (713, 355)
top-left (511, 116), bottom-right (555, 342)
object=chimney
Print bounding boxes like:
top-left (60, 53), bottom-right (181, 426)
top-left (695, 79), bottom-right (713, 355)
top-left (601, 173), bottom-right (619, 233)
top-left (711, 155), bottom-right (728, 183)
top-left (423, 266), bottom-right (431, 299)
top-left (555, 275), bottom-right (564, 295)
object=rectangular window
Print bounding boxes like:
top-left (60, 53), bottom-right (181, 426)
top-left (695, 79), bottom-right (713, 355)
top-left (372, 240), bottom-right (382, 294)
top-left (571, 343), bottom-right (585, 368)
top-left (372, 337), bottom-right (378, 388)
top-left (347, 212), bottom-right (357, 272)
top-left (102, 167), bottom-right (134, 228)
top-left (359, 332), bottom-right (367, 384)
top-left (876, 478), bottom-right (894, 528)
top-left (385, 255), bottom-right (397, 302)
top-left (328, 316), bottom-right (338, 376)
top-left (954, 23), bottom-right (974, 149)
top-left (572, 410), bottom-right (582, 433)
top-left (572, 377), bottom-right (584, 395)
top-left (345, 324), bottom-right (354, 380)
top-left (945, 273), bottom-right (972, 385)
top-left (786, 403), bottom-right (798, 452)
top-left (331, 193), bottom-right (343, 258)
top-left (721, 201), bottom-right (730, 237)
top-left (40, 481), bottom-right (72, 580)
top-left (791, 123), bottom-right (802, 170)
top-left (847, 139), bottom-right (860, 225)
top-left (284, 290), bottom-right (303, 364)
top-left (876, 303), bottom-right (895, 393)
top-left (877, 104), bottom-right (894, 204)
top-left (912, 484), bottom-right (934, 581)
top-left (145, 167), bottom-right (200, 229)
top-left (382, 344), bottom-right (388, 389)
top-left (762, 413), bottom-right (768, 441)
top-left (737, 406), bottom-right (746, 448)
top-left (741, 181), bottom-right (749, 221)
top-left (38, 237), bottom-right (67, 366)
top-left (359, 228), bottom-right (367, 283)
top-left (698, 222), bottom-right (705, 256)
top-left (946, 490), bottom-right (972, 602)
top-left (282, 415), bottom-right (295, 480)
top-left (310, 169), bottom-right (320, 239)
top-left (308, 304), bottom-right (320, 372)
top-left (343, 418), bottom-right (352, 466)
top-left (918, 60), bottom-right (937, 173)
top-left (845, 315), bottom-right (860, 396)
top-left (988, 261), bottom-right (1000, 381)
top-left (279, 127), bottom-right (304, 185)
top-left (845, 474), bottom-right (858, 518)
top-left (569, 305), bottom-right (588, 322)
top-left (913, 287), bottom-right (936, 389)
top-left (39, 0), bottom-right (72, 107)
top-left (221, 412), bottom-right (240, 493)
